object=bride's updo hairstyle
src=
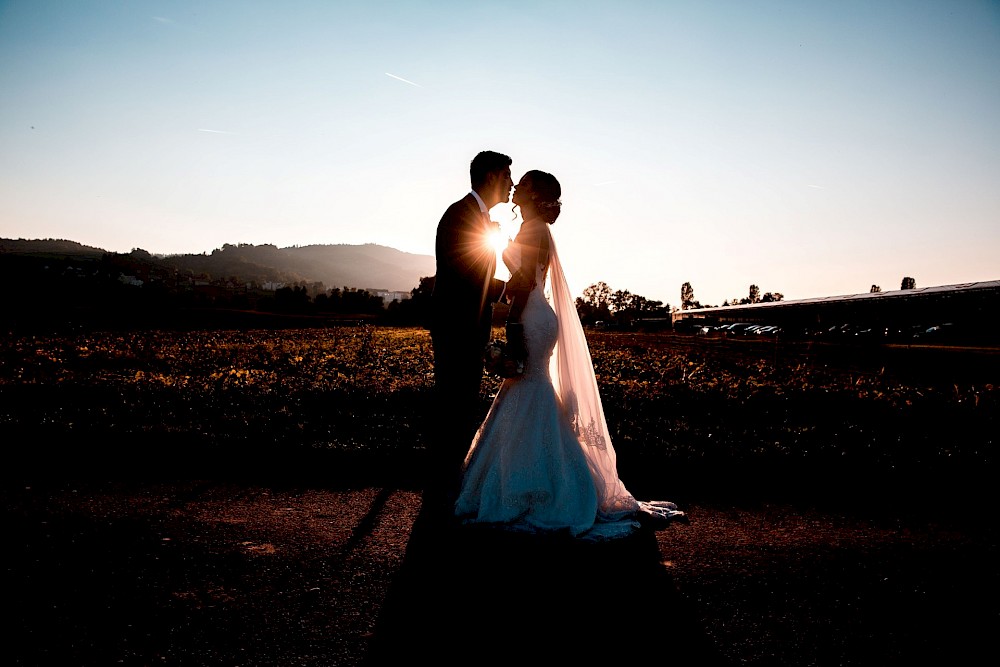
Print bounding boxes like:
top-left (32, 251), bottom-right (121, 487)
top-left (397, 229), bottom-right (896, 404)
top-left (526, 169), bottom-right (562, 224)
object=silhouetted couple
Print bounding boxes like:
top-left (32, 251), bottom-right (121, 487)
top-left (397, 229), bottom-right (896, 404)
top-left (428, 150), bottom-right (685, 538)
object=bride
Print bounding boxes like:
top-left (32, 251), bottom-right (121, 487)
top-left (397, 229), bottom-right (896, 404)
top-left (454, 170), bottom-right (685, 540)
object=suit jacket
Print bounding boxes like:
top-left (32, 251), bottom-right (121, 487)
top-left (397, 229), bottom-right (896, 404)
top-left (431, 193), bottom-right (506, 348)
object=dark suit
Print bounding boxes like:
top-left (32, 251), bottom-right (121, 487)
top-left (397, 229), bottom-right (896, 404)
top-left (429, 193), bottom-right (505, 497)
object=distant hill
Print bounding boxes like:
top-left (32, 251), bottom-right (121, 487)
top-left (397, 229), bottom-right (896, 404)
top-left (0, 239), bottom-right (435, 293)
top-left (0, 238), bottom-right (106, 258)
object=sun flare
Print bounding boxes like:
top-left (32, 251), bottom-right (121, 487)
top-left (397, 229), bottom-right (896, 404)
top-left (487, 228), bottom-right (512, 280)
top-left (488, 229), bottom-right (508, 254)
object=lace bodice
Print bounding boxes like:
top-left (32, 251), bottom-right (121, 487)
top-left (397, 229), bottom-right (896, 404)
top-left (519, 264), bottom-right (557, 380)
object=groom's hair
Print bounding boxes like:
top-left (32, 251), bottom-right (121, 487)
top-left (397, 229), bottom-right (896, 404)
top-left (470, 151), bottom-right (512, 189)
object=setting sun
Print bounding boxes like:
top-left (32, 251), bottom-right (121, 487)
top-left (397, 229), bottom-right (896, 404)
top-left (488, 229), bottom-right (508, 255)
top-left (487, 227), bottom-right (513, 281)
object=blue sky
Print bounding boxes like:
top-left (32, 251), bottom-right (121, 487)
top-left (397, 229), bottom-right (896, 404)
top-left (1, 0), bottom-right (998, 307)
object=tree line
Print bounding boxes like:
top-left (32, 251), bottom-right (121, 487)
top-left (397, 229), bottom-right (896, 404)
top-left (677, 281), bottom-right (785, 310)
top-left (572, 281), bottom-right (670, 325)
top-left (1, 243), bottom-right (923, 333)
top-left (676, 275), bottom-right (919, 312)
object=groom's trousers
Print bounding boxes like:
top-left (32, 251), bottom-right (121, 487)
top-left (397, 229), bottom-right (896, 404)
top-left (429, 329), bottom-right (486, 500)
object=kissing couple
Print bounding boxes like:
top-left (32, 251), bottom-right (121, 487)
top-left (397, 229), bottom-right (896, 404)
top-left (429, 150), bottom-right (686, 540)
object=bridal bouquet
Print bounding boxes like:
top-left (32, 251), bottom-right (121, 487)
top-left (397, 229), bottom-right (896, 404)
top-left (484, 339), bottom-right (524, 378)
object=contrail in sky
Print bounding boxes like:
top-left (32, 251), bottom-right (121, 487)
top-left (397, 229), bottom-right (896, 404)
top-left (197, 128), bottom-right (236, 134)
top-left (385, 72), bottom-right (420, 87)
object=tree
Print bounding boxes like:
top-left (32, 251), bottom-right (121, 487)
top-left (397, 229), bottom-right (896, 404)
top-left (680, 282), bottom-right (695, 310)
top-left (643, 298), bottom-right (669, 316)
top-left (760, 292), bottom-right (784, 303)
top-left (901, 276), bottom-right (916, 290)
top-left (341, 287), bottom-right (384, 315)
top-left (411, 275), bottom-right (434, 303)
top-left (582, 281), bottom-right (612, 310)
top-left (870, 285), bottom-right (882, 293)
top-left (383, 275), bottom-right (434, 326)
top-left (748, 284), bottom-right (760, 304)
top-left (407, 275), bottom-right (435, 327)
top-left (609, 289), bottom-right (632, 316)
top-left (273, 285), bottom-right (310, 313)
top-left (576, 281), bottom-right (613, 324)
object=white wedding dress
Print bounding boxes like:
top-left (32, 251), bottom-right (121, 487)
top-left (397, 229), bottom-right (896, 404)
top-left (454, 227), bottom-right (684, 540)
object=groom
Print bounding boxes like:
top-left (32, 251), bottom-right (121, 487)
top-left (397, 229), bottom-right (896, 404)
top-left (428, 150), bottom-right (512, 503)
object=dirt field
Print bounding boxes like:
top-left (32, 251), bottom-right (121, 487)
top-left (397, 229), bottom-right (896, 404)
top-left (7, 469), bottom-right (996, 667)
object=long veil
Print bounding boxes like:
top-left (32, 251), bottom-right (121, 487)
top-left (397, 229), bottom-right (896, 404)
top-left (545, 228), bottom-right (640, 520)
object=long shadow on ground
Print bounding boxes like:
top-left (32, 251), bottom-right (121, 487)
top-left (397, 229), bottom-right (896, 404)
top-left (365, 500), bottom-right (733, 666)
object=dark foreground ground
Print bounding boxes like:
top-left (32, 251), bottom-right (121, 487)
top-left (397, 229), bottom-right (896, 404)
top-left (5, 330), bottom-right (997, 665)
top-left (6, 467), bottom-right (997, 667)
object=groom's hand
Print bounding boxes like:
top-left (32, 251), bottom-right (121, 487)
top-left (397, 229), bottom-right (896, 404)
top-left (506, 322), bottom-right (527, 361)
top-left (490, 278), bottom-right (507, 303)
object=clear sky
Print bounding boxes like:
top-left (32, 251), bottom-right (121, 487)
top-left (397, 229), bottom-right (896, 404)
top-left (2, 1), bottom-right (998, 307)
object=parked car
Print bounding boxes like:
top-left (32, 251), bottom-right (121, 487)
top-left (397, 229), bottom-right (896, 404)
top-left (724, 323), bottom-right (757, 336)
top-left (913, 323), bottom-right (957, 341)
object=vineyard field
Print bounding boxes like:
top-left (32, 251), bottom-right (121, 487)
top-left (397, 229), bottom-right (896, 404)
top-left (3, 326), bottom-right (996, 506)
